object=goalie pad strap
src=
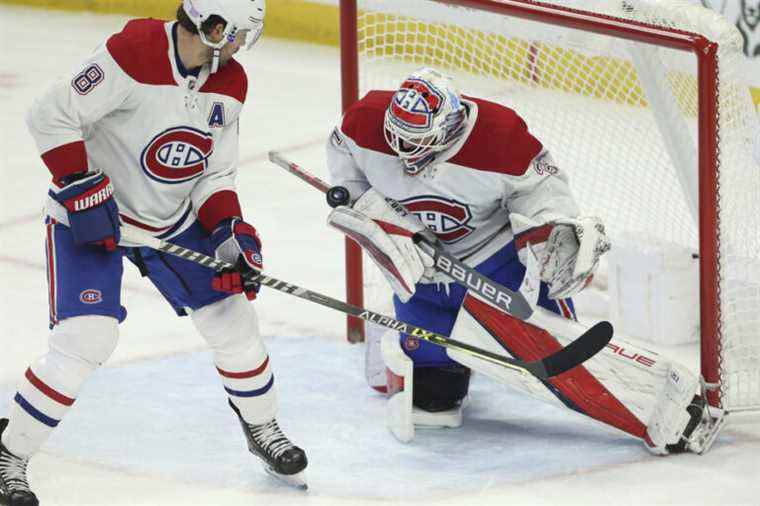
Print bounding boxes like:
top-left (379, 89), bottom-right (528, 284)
top-left (463, 295), bottom-right (647, 438)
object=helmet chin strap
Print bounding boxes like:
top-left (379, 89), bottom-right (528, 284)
top-left (197, 28), bottom-right (228, 74)
top-left (210, 47), bottom-right (221, 74)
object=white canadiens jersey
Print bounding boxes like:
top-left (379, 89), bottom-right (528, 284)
top-left (327, 91), bottom-right (580, 265)
top-left (27, 19), bottom-right (247, 239)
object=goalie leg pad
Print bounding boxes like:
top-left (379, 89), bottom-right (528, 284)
top-left (644, 364), bottom-right (725, 455)
top-left (365, 329), bottom-right (390, 393)
top-left (452, 294), bottom-right (648, 439)
top-left (644, 362), bottom-right (699, 452)
top-left (378, 285), bottom-right (464, 443)
top-left (381, 333), bottom-right (467, 443)
top-left (381, 331), bottom-right (415, 443)
top-left (444, 249), bottom-right (647, 437)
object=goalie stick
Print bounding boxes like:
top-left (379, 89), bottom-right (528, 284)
top-left (120, 225), bottom-right (611, 380)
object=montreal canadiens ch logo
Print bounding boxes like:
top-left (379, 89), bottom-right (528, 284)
top-left (141, 127), bottom-right (214, 184)
top-left (403, 336), bottom-right (420, 351)
top-left (79, 289), bottom-right (102, 304)
top-left (400, 195), bottom-right (474, 244)
top-left (390, 78), bottom-right (445, 131)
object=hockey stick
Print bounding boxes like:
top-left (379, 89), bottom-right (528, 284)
top-left (120, 225), bottom-right (611, 379)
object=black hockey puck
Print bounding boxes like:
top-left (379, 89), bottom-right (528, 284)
top-left (326, 186), bottom-right (351, 208)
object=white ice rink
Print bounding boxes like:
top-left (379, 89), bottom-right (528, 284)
top-left (0, 5), bottom-right (758, 505)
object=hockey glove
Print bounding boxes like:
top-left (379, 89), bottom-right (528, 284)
top-left (210, 218), bottom-right (263, 301)
top-left (49, 170), bottom-right (120, 251)
top-left (513, 214), bottom-right (610, 300)
top-left (327, 188), bottom-right (434, 303)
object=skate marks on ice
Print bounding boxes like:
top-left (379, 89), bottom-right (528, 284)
top-left (0, 336), bottom-right (652, 500)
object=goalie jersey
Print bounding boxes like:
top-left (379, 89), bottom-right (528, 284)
top-left (327, 91), bottom-right (581, 266)
top-left (27, 18), bottom-right (247, 238)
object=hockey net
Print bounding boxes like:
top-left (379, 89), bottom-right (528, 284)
top-left (339, 0), bottom-right (760, 411)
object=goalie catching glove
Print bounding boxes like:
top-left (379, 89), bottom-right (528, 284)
top-left (512, 214), bottom-right (611, 299)
top-left (327, 188), bottom-right (434, 303)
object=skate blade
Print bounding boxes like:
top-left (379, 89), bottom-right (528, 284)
top-left (264, 465), bottom-right (308, 490)
top-left (689, 409), bottom-right (727, 454)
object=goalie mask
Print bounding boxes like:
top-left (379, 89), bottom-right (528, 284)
top-left (182, 0), bottom-right (266, 73)
top-left (384, 68), bottom-right (468, 175)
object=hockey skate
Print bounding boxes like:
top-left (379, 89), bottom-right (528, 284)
top-left (229, 401), bottom-right (308, 489)
top-left (0, 419), bottom-right (38, 506)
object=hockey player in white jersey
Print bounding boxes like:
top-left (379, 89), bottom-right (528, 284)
top-left (0, 2), bottom-right (307, 504)
top-left (326, 67), bottom-right (723, 455)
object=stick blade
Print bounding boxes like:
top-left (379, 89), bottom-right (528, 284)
top-left (537, 320), bottom-right (613, 378)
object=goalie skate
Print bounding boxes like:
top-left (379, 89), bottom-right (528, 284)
top-left (667, 395), bottom-right (726, 455)
top-left (229, 402), bottom-right (308, 489)
top-left (0, 419), bottom-right (38, 506)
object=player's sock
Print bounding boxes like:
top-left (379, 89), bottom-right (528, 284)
top-left (214, 352), bottom-right (277, 424)
top-left (5, 316), bottom-right (117, 458)
top-left (0, 419), bottom-right (39, 506)
top-left (193, 296), bottom-right (277, 424)
top-left (5, 355), bottom-right (91, 458)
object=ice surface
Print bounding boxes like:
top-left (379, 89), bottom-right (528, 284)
top-left (0, 5), bottom-right (758, 506)
top-left (0, 338), bottom-right (646, 499)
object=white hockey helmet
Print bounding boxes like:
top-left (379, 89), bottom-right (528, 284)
top-left (384, 67), bottom-right (468, 175)
top-left (182, 0), bottom-right (266, 72)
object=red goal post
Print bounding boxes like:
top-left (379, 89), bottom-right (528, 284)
top-left (338, 0), bottom-right (760, 411)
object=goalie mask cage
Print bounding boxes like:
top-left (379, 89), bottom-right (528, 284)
top-left (339, 0), bottom-right (760, 411)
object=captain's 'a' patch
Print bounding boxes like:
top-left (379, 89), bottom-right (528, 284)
top-left (208, 102), bottom-right (225, 128)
